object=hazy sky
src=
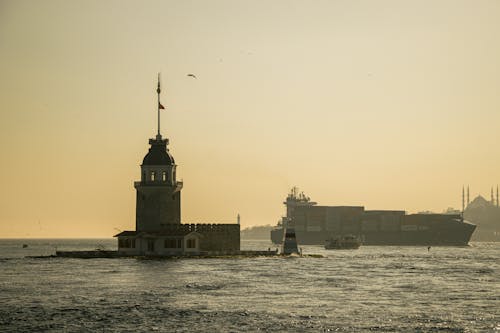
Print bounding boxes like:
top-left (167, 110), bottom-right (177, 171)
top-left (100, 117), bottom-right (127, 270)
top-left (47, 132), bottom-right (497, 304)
top-left (1, 0), bottom-right (499, 237)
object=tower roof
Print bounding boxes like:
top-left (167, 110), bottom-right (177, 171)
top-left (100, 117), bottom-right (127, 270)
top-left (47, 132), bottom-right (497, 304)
top-left (142, 135), bottom-right (175, 166)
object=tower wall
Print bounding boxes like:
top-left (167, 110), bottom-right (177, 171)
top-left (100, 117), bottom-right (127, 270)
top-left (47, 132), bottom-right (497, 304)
top-left (157, 224), bottom-right (240, 251)
top-left (135, 184), bottom-right (181, 231)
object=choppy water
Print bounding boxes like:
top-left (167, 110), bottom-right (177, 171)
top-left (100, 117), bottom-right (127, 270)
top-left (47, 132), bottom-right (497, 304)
top-left (0, 239), bottom-right (498, 332)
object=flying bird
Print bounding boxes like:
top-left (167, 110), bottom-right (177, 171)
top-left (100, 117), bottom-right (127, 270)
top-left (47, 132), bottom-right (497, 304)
top-left (187, 73), bottom-right (197, 79)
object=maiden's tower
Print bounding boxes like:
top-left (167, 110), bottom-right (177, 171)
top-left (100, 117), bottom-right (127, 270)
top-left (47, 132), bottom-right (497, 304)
top-left (114, 77), bottom-right (240, 255)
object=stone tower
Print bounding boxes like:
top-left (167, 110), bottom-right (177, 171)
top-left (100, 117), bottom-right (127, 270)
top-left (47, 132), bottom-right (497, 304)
top-left (134, 76), bottom-right (183, 231)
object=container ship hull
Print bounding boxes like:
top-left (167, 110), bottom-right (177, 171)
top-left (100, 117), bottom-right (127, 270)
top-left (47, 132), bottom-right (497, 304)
top-left (271, 220), bottom-right (476, 246)
top-left (271, 188), bottom-right (476, 246)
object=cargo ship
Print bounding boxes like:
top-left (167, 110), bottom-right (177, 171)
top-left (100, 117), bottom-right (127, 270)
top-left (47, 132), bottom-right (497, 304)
top-left (271, 188), bottom-right (476, 246)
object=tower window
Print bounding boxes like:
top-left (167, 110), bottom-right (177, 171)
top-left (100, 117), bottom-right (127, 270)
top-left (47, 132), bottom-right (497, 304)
top-left (162, 171), bottom-right (166, 182)
top-left (164, 239), bottom-right (182, 248)
top-left (150, 171), bottom-right (155, 181)
top-left (119, 238), bottom-right (135, 248)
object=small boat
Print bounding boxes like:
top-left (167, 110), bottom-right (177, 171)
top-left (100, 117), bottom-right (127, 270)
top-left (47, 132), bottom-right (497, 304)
top-left (325, 235), bottom-right (361, 250)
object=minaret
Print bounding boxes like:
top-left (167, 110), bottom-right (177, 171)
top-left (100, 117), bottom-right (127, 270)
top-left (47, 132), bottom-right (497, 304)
top-left (491, 187), bottom-right (494, 205)
top-left (497, 185), bottom-right (499, 207)
top-left (462, 186), bottom-right (465, 215)
top-left (467, 185), bottom-right (470, 207)
top-left (237, 213), bottom-right (240, 225)
top-left (134, 76), bottom-right (183, 231)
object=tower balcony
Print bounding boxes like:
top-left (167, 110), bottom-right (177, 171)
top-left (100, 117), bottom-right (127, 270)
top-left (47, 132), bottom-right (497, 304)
top-left (134, 180), bottom-right (183, 190)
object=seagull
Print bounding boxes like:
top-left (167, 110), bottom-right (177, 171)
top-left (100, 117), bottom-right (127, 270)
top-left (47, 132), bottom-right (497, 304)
top-left (187, 74), bottom-right (197, 79)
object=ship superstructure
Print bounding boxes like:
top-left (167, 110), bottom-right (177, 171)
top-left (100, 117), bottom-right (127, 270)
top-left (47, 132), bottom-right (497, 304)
top-left (271, 188), bottom-right (476, 246)
top-left (276, 187), bottom-right (317, 229)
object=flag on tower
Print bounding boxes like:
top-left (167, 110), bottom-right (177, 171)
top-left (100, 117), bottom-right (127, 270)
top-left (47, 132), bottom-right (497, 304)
top-left (159, 102), bottom-right (165, 110)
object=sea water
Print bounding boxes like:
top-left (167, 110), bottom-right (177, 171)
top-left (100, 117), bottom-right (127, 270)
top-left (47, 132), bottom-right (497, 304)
top-left (0, 239), bottom-right (498, 332)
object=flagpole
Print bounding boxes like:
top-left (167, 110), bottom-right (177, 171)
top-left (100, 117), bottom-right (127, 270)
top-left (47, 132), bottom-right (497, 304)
top-left (157, 73), bottom-right (161, 136)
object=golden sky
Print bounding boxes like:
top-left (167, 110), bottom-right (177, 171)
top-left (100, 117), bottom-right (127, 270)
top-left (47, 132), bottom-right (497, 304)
top-left (0, 0), bottom-right (499, 237)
